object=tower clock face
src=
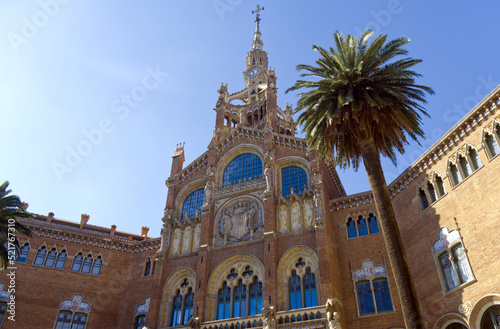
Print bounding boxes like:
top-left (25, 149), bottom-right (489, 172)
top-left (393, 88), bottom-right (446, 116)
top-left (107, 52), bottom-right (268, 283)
top-left (246, 67), bottom-right (261, 77)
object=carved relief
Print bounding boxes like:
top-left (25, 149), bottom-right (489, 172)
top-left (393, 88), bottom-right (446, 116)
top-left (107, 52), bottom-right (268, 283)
top-left (304, 199), bottom-right (314, 228)
top-left (171, 228), bottom-right (181, 255)
top-left (290, 202), bottom-right (302, 232)
top-left (214, 197), bottom-right (263, 247)
top-left (182, 226), bottom-right (192, 253)
top-left (278, 205), bottom-right (288, 234)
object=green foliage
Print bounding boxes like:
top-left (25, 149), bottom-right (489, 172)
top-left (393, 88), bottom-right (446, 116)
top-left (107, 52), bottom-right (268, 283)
top-left (0, 181), bottom-right (33, 270)
top-left (287, 30), bottom-right (434, 170)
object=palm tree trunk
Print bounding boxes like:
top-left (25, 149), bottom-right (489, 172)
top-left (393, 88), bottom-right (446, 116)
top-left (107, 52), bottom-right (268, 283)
top-left (359, 139), bottom-right (425, 329)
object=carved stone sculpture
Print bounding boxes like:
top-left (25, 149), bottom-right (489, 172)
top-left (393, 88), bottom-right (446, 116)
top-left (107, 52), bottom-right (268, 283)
top-left (193, 224), bottom-right (201, 251)
top-left (279, 205), bottom-right (288, 234)
top-left (171, 228), bottom-right (181, 255)
top-left (264, 164), bottom-right (273, 192)
top-left (182, 227), bottom-right (192, 253)
top-left (215, 199), bottom-right (263, 246)
top-left (160, 223), bottom-right (172, 252)
top-left (314, 187), bottom-right (325, 219)
top-left (203, 180), bottom-right (214, 207)
top-left (304, 199), bottom-right (314, 228)
top-left (291, 202), bottom-right (301, 232)
top-left (262, 305), bottom-right (276, 329)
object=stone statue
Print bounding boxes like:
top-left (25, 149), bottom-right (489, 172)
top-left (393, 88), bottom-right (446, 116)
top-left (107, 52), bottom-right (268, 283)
top-left (163, 208), bottom-right (173, 221)
top-left (206, 166), bottom-right (214, 177)
top-left (291, 202), bottom-right (301, 232)
top-left (264, 164), bottom-right (273, 192)
top-left (312, 171), bottom-right (323, 186)
top-left (171, 228), bottom-right (181, 255)
top-left (222, 211), bottom-right (232, 235)
top-left (279, 205), bottom-right (288, 234)
top-left (314, 187), bottom-right (325, 219)
top-left (203, 180), bottom-right (214, 207)
top-left (188, 316), bottom-right (200, 329)
top-left (262, 305), bottom-right (275, 329)
top-left (160, 222), bottom-right (172, 252)
top-left (182, 226), bottom-right (192, 253)
top-left (327, 310), bottom-right (341, 329)
top-left (304, 199), bottom-right (314, 228)
top-left (264, 150), bottom-right (275, 162)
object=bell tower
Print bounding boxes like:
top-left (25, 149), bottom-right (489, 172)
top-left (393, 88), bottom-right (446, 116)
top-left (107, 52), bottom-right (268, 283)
top-left (244, 5), bottom-right (268, 90)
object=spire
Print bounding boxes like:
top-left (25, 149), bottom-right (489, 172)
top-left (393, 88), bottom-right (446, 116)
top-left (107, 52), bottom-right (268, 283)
top-left (251, 5), bottom-right (264, 50)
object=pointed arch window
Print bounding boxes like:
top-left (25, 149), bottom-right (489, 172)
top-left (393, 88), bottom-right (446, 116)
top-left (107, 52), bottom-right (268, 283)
top-left (33, 246), bottom-right (46, 265)
top-left (44, 248), bottom-right (57, 267)
top-left (81, 255), bottom-right (93, 273)
top-left (183, 288), bottom-right (194, 324)
top-left (467, 147), bottom-right (482, 171)
top-left (217, 282), bottom-right (231, 320)
top-left (181, 188), bottom-right (205, 220)
top-left (282, 166), bottom-right (308, 197)
top-left (249, 276), bottom-right (263, 316)
top-left (171, 290), bottom-right (183, 326)
top-left (427, 181), bottom-right (437, 203)
top-left (91, 257), bottom-right (102, 275)
top-left (419, 187), bottom-right (429, 209)
top-left (303, 268), bottom-right (318, 308)
top-left (435, 175), bottom-right (446, 197)
top-left (368, 214), bottom-right (379, 234)
top-left (55, 250), bottom-right (67, 269)
top-left (233, 280), bottom-right (247, 318)
top-left (357, 217), bottom-right (368, 236)
top-left (144, 258), bottom-right (152, 276)
top-left (17, 244), bottom-right (30, 263)
top-left (449, 162), bottom-right (462, 186)
top-left (289, 270), bottom-right (302, 310)
top-left (71, 253), bottom-right (83, 272)
top-left (484, 127), bottom-right (500, 159)
top-left (223, 153), bottom-right (263, 186)
top-left (347, 218), bottom-right (357, 238)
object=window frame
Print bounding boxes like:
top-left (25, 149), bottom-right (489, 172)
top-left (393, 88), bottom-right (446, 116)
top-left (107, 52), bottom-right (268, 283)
top-left (346, 213), bottom-right (380, 239)
top-left (281, 165), bottom-right (309, 197)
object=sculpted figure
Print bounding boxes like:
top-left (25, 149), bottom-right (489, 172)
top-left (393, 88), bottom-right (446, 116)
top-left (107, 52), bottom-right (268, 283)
top-left (182, 227), bottom-right (192, 253)
top-left (264, 164), bottom-right (273, 192)
top-left (171, 229), bottom-right (181, 255)
top-left (206, 166), bottom-right (214, 177)
top-left (279, 205), bottom-right (288, 234)
top-left (314, 188), bottom-right (325, 218)
top-left (222, 211), bottom-right (232, 235)
top-left (193, 224), bottom-right (201, 251)
top-left (327, 310), bottom-right (341, 329)
top-left (304, 199), bottom-right (314, 228)
top-left (203, 180), bottom-right (214, 207)
top-left (262, 306), bottom-right (276, 329)
top-left (160, 222), bottom-right (172, 252)
top-left (291, 202), bottom-right (301, 232)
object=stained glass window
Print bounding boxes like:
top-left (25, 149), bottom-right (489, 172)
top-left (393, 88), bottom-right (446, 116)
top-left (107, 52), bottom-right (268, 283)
top-left (34, 247), bottom-right (46, 265)
top-left (222, 153), bottom-right (263, 186)
top-left (439, 253), bottom-right (459, 291)
top-left (289, 270), bottom-right (302, 310)
top-left (249, 277), bottom-right (262, 316)
top-left (55, 311), bottom-right (72, 329)
top-left (17, 244), bottom-right (29, 263)
top-left (303, 268), bottom-right (317, 308)
top-left (452, 244), bottom-right (472, 284)
top-left (373, 279), bottom-right (393, 312)
top-left (55, 251), bottom-right (67, 269)
top-left (356, 281), bottom-right (375, 315)
top-left (282, 166), bottom-right (308, 197)
top-left (181, 188), bottom-right (205, 220)
top-left (71, 313), bottom-right (87, 329)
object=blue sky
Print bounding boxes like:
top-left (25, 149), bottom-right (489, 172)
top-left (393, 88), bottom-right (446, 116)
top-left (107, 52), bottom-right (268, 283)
top-left (1, 1), bottom-right (499, 237)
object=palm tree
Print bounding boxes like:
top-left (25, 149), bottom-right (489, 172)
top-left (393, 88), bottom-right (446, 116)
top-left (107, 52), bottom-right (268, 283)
top-left (287, 30), bottom-right (433, 329)
top-left (0, 181), bottom-right (33, 270)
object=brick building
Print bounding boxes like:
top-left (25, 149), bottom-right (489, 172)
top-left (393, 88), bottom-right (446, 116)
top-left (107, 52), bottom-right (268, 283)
top-left (1, 14), bottom-right (499, 329)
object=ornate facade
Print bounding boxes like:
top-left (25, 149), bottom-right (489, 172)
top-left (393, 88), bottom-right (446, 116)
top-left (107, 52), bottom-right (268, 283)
top-left (1, 11), bottom-right (499, 329)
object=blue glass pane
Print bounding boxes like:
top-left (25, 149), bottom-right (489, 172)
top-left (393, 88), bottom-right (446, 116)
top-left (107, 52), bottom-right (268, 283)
top-left (34, 248), bottom-right (46, 265)
top-left (91, 258), bottom-right (102, 275)
top-left (55, 252), bottom-right (67, 269)
top-left (373, 279), bottom-right (393, 312)
top-left (81, 256), bottom-right (92, 273)
top-left (347, 219), bottom-right (357, 238)
top-left (71, 254), bottom-right (82, 271)
top-left (172, 292), bottom-right (183, 326)
top-left (222, 153), bottom-right (263, 186)
top-left (17, 245), bottom-right (29, 263)
top-left (357, 281), bottom-right (375, 315)
top-left (282, 166), bottom-right (308, 196)
top-left (44, 250), bottom-right (57, 267)
top-left (304, 270), bottom-right (317, 307)
top-left (182, 188), bottom-right (205, 220)
top-left (71, 313), bottom-right (87, 329)
top-left (358, 219), bottom-right (368, 236)
top-left (184, 290), bottom-right (194, 324)
top-left (289, 273), bottom-right (302, 310)
top-left (368, 216), bottom-right (379, 234)
top-left (452, 244), bottom-right (472, 284)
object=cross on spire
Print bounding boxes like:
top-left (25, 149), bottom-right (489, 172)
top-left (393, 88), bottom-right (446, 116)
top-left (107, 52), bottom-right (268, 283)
top-left (252, 5), bottom-right (264, 24)
top-left (251, 5), bottom-right (264, 50)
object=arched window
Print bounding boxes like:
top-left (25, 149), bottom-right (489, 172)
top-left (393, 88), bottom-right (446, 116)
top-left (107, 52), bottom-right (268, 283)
top-left (419, 187), bottom-right (429, 210)
top-left (33, 246), bottom-right (46, 265)
top-left (288, 270), bottom-right (302, 310)
top-left (171, 290), bottom-right (183, 326)
top-left (81, 255), bottom-right (93, 273)
top-left (55, 311), bottom-right (87, 329)
top-left (282, 166), bottom-right (308, 196)
top-left (356, 281), bottom-right (375, 315)
top-left (458, 155), bottom-right (471, 179)
top-left (233, 280), bottom-right (247, 317)
top-left (368, 214), bottom-right (379, 234)
top-left (55, 251), bottom-right (67, 269)
top-left (427, 182), bottom-right (437, 203)
top-left (303, 268), bottom-right (318, 308)
top-left (480, 305), bottom-right (500, 329)
top-left (249, 277), bottom-right (263, 316)
top-left (17, 244), bottom-right (30, 263)
top-left (449, 163), bottom-right (462, 186)
top-left (484, 131), bottom-right (500, 158)
top-left (135, 315), bottom-right (146, 329)
top-left (357, 217), bottom-right (368, 236)
top-left (181, 188), bottom-right (205, 220)
top-left (217, 282), bottom-right (231, 320)
top-left (222, 153), bottom-right (263, 186)
top-left (467, 147), bottom-right (482, 171)
top-left (433, 227), bottom-right (474, 292)
top-left (347, 218), bottom-right (357, 238)
top-left (373, 278), bottom-right (393, 312)
top-left (183, 288), bottom-right (194, 324)
top-left (91, 257), bottom-right (102, 275)
top-left (435, 175), bottom-right (446, 198)
top-left (353, 260), bottom-right (393, 316)
top-left (71, 253), bottom-right (83, 272)
top-left (44, 248), bottom-right (57, 267)
top-left (144, 258), bottom-right (152, 276)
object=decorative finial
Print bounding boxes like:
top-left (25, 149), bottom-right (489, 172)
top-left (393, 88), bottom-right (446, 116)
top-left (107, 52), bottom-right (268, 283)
top-left (251, 5), bottom-right (264, 50)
